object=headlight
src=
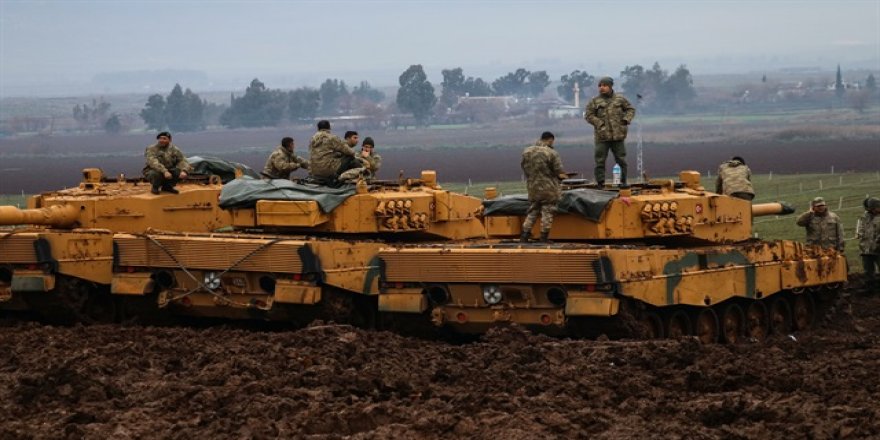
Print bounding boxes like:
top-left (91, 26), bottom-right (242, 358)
top-left (482, 285), bottom-right (502, 305)
top-left (203, 271), bottom-right (221, 290)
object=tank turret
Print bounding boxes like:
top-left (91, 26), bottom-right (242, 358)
top-left (221, 171), bottom-right (486, 240)
top-left (0, 168), bottom-right (232, 233)
top-left (483, 171), bottom-right (794, 244)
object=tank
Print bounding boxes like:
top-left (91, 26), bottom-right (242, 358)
top-left (0, 168), bottom-right (486, 325)
top-left (1, 167), bottom-right (847, 344)
top-left (377, 171), bottom-right (847, 343)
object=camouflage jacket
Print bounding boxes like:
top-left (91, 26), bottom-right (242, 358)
top-left (308, 130), bottom-right (355, 179)
top-left (362, 152), bottom-right (382, 176)
top-left (715, 160), bottom-right (754, 196)
top-left (585, 92), bottom-right (635, 142)
top-left (262, 145), bottom-right (309, 179)
top-left (143, 143), bottom-right (191, 175)
top-left (856, 211), bottom-right (880, 255)
top-left (796, 210), bottom-right (845, 251)
top-left (521, 140), bottom-right (564, 203)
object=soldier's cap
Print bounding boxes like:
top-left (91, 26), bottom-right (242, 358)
top-left (157, 131), bottom-right (172, 139)
top-left (731, 156), bottom-right (745, 164)
top-left (598, 77), bottom-right (614, 86)
top-left (865, 197), bottom-right (880, 210)
top-left (540, 131), bottom-right (555, 140)
top-left (362, 137), bottom-right (375, 147)
top-left (811, 197), bottom-right (826, 207)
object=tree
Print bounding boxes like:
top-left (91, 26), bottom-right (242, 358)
top-left (351, 81), bottom-right (385, 104)
top-left (660, 65), bottom-right (696, 111)
top-left (319, 79), bottom-right (349, 115)
top-left (440, 68), bottom-right (466, 108)
top-left (140, 94), bottom-right (166, 131)
top-left (396, 64), bottom-right (436, 125)
top-left (288, 87), bottom-right (320, 121)
top-left (72, 99), bottom-right (111, 131)
top-left (557, 70), bottom-right (595, 103)
top-left (220, 78), bottom-right (286, 128)
top-left (139, 85), bottom-right (205, 132)
top-left (526, 71), bottom-right (550, 98)
top-left (104, 114), bottom-right (123, 134)
top-left (492, 68), bottom-right (529, 96)
top-left (463, 77), bottom-right (493, 97)
top-left (835, 64), bottom-right (845, 100)
top-left (866, 74), bottom-right (876, 93)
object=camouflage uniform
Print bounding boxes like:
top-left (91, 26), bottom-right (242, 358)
top-left (715, 159), bottom-right (755, 200)
top-left (521, 139), bottom-right (564, 236)
top-left (585, 92), bottom-right (635, 185)
top-left (262, 145), bottom-right (309, 180)
top-left (143, 142), bottom-right (191, 189)
top-left (796, 208), bottom-right (845, 251)
top-left (856, 198), bottom-right (880, 289)
top-left (308, 130), bottom-right (357, 180)
top-left (338, 151), bottom-right (382, 182)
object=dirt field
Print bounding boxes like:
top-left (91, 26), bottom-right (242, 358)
top-left (1, 277), bottom-right (878, 439)
top-left (1, 125), bottom-right (878, 193)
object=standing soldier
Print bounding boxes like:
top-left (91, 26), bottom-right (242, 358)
top-left (308, 120), bottom-right (357, 184)
top-left (585, 76), bottom-right (635, 187)
top-left (143, 131), bottom-right (191, 194)
top-left (796, 197), bottom-right (845, 251)
top-left (715, 156), bottom-right (755, 200)
top-left (856, 197), bottom-right (880, 292)
top-left (520, 131), bottom-right (567, 243)
top-left (262, 137), bottom-right (309, 180)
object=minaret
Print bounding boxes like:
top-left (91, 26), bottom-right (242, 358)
top-left (573, 83), bottom-right (580, 108)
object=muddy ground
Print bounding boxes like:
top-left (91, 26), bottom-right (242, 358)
top-left (1, 278), bottom-right (878, 439)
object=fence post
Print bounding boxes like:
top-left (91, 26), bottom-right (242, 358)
top-left (819, 180), bottom-right (823, 190)
top-left (839, 196), bottom-right (843, 210)
top-left (830, 165), bottom-right (834, 175)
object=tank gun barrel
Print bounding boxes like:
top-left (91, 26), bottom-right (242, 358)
top-left (0, 204), bottom-right (80, 228)
top-left (751, 202), bottom-right (795, 217)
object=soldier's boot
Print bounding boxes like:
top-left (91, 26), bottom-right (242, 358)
top-left (150, 185), bottom-right (160, 195)
top-left (596, 180), bottom-right (605, 188)
top-left (161, 185), bottom-right (179, 194)
top-left (539, 231), bottom-right (551, 243)
top-left (519, 231), bottom-right (530, 243)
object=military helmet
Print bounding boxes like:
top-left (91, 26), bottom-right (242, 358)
top-left (811, 197), bottom-right (826, 207)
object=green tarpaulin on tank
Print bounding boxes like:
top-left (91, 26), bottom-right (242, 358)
top-left (482, 188), bottom-right (617, 222)
top-left (219, 177), bottom-right (356, 213)
top-left (188, 156), bottom-right (260, 183)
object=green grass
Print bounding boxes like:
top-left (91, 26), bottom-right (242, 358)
top-left (0, 194), bottom-right (28, 208)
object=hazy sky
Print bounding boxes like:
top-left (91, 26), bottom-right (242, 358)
top-left (1, 0), bottom-right (878, 96)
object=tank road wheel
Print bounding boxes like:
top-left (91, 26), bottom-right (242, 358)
top-left (693, 308), bottom-right (719, 344)
top-left (638, 311), bottom-right (664, 339)
top-left (720, 303), bottom-right (745, 344)
top-left (768, 296), bottom-right (793, 336)
top-left (664, 310), bottom-right (692, 340)
top-left (745, 301), bottom-right (770, 342)
top-left (792, 294), bottom-right (816, 331)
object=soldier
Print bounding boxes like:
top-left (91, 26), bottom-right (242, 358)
top-left (520, 131), bottom-right (567, 243)
top-left (856, 197), bottom-right (880, 292)
top-left (339, 136), bottom-right (382, 182)
top-left (796, 197), bottom-right (845, 251)
top-left (307, 120), bottom-right (357, 183)
top-left (715, 156), bottom-right (755, 200)
top-left (143, 131), bottom-right (191, 195)
top-left (585, 76), bottom-right (635, 187)
top-left (262, 137), bottom-right (309, 180)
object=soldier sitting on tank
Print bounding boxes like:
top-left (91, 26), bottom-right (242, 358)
top-left (796, 197), bottom-right (845, 251)
top-left (307, 121), bottom-right (360, 186)
top-left (521, 131), bottom-right (568, 243)
top-left (262, 136), bottom-right (309, 180)
top-left (715, 156), bottom-right (755, 201)
top-left (339, 136), bottom-right (381, 182)
top-left (144, 131), bottom-right (191, 195)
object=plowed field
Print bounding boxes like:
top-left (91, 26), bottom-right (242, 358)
top-left (1, 278), bottom-right (878, 439)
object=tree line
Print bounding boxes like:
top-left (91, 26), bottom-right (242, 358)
top-left (122, 62), bottom-right (875, 133)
